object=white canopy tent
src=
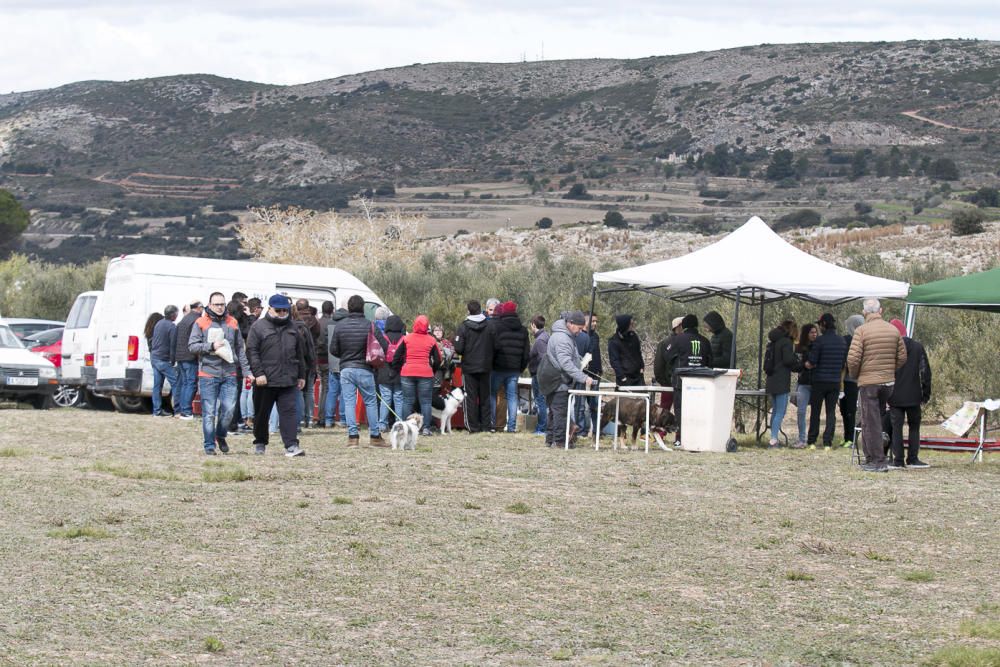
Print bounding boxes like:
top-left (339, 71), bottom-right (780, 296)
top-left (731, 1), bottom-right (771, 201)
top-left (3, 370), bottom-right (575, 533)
top-left (593, 216), bottom-right (909, 306)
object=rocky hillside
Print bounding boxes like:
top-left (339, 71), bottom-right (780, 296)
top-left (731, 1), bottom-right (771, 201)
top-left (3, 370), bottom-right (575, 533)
top-left (1, 39), bottom-right (998, 210)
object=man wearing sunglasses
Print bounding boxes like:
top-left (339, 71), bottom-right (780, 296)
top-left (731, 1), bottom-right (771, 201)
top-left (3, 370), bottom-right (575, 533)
top-left (246, 294), bottom-right (308, 457)
top-left (188, 291), bottom-right (253, 455)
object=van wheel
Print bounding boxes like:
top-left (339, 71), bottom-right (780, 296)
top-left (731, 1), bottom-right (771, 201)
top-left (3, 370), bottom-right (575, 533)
top-left (111, 395), bottom-right (148, 413)
top-left (52, 385), bottom-right (82, 408)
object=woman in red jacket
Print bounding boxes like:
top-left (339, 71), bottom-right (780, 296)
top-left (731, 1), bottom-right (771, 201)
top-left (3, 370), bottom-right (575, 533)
top-left (392, 315), bottom-right (441, 436)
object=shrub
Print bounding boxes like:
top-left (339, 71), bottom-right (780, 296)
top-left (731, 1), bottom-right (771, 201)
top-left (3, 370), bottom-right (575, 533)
top-left (929, 157), bottom-right (960, 181)
top-left (968, 186), bottom-right (1000, 208)
top-left (535, 217), bottom-right (553, 229)
top-left (563, 183), bottom-right (592, 200)
top-left (854, 201), bottom-right (873, 216)
top-left (773, 209), bottom-right (822, 232)
top-left (603, 211), bottom-right (627, 229)
top-left (952, 209), bottom-right (986, 236)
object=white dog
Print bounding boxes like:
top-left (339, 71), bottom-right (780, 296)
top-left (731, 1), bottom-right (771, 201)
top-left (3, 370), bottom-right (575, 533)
top-left (432, 387), bottom-right (465, 434)
top-left (390, 413), bottom-right (423, 450)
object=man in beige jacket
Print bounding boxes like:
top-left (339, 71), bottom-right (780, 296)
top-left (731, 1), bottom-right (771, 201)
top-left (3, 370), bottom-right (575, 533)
top-left (846, 298), bottom-right (907, 472)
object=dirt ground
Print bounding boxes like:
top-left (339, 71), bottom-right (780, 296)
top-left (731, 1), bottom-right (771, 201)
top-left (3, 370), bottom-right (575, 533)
top-left (1, 408), bottom-right (998, 665)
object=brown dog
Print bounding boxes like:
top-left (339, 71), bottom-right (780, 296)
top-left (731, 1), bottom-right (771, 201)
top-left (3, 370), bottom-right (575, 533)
top-left (600, 397), bottom-right (675, 448)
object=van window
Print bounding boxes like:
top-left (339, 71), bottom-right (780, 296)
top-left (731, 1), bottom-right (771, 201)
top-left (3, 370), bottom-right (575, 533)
top-left (67, 296), bottom-right (97, 329)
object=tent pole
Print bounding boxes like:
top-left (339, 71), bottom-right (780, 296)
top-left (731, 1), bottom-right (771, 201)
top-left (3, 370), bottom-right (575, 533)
top-left (730, 287), bottom-right (741, 368)
top-left (587, 283), bottom-right (597, 332)
top-left (755, 292), bottom-right (765, 439)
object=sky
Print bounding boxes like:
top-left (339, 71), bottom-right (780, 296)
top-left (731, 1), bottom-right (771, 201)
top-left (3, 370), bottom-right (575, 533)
top-left (2, 0), bottom-right (998, 93)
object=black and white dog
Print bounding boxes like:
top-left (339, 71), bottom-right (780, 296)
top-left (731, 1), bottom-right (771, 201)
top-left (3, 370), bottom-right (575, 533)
top-left (390, 413), bottom-right (423, 450)
top-left (432, 387), bottom-right (465, 434)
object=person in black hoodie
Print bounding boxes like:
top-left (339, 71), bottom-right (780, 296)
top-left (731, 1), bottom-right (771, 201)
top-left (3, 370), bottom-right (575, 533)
top-left (608, 314), bottom-right (644, 386)
top-left (887, 319), bottom-right (932, 469)
top-left (704, 310), bottom-right (734, 370)
top-left (665, 314), bottom-right (712, 446)
top-left (454, 300), bottom-right (494, 433)
top-left (806, 313), bottom-right (848, 449)
top-left (489, 301), bottom-right (530, 432)
top-left (764, 318), bottom-right (798, 448)
top-left (374, 315), bottom-right (406, 434)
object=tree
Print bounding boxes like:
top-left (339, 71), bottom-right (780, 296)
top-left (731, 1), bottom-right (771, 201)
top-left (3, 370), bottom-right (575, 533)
top-left (952, 209), bottom-right (986, 236)
top-left (0, 189), bottom-right (30, 255)
top-left (765, 149), bottom-right (796, 181)
top-left (929, 157), bottom-right (960, 181)
top-left (535, 217), bottom-right (553, 229)
top-left (563, 183), bottom-right (593, 200)
top-left (850, 150), bottom-right (869, 180)
top-left (772, 209), bottom-right (822, 232)
top-left (969, 186), bottom-right (1000, 208)
top-left (603, 210), bottom-right (627, 229)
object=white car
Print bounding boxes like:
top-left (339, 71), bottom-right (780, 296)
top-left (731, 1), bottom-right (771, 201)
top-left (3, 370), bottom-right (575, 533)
top-left (0, 323), bottom-right (59, 409)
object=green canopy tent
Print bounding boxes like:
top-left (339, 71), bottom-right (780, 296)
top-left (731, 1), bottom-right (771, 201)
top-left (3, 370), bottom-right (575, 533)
top-left (904, 267), bottom-right (1000, 334)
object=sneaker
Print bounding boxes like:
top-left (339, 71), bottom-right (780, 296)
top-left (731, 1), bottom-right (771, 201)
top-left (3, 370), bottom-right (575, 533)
top-left (204, 449), bottom-right (217, 455)
top-left (791, 441), bottom-right (806, 449)
top-left (842, 440), bottom-right (853, 448)
top-left (907, 459), bottom-right (931, 469)
top-left (861, 463), bottom-right (888, 473)
top-left (807, 444), bottom-right (816, 450)
top-left (347, 436), bottom-right (360, 448)
top-left (216, 437), bottom-right (229, 454)
top-left (533, 430), bottom-right (546, 436)
top-left (285, 445), bottom-right (305, 457)
top-left (887, 461), bottom-right (905, 470)
top-left (178, 414), bottom-right (194, 421)
top-left (420, 428), bottom-right (433, 437)
top-left (253, 443), bottom-right (266, 455)
top-left (370, 435), bottom-right (389, 448)
top-left (768, 438), bottom-right (779, 448)
top-left (823, 445), bottom-right (832, 451)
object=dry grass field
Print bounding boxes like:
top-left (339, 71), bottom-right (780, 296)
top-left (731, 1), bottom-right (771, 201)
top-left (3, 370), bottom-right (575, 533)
top-left (1, 408), bottom-right (999, 666)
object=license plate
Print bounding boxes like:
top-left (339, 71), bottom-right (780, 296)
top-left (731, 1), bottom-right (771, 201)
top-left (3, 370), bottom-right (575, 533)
top-left (6, 376), bottom-right (38, 386)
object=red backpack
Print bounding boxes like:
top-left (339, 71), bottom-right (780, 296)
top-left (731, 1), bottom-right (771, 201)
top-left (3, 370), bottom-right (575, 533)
top-left (385, 335), bottom-right (403, 363)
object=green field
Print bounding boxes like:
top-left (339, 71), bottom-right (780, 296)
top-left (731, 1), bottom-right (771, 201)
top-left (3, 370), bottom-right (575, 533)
top-left (1, 409), bottom-right (999, 665)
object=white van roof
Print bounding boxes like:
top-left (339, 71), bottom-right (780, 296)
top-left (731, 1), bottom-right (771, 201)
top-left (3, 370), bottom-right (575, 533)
top-left (107, 254), bottom-right (374, 293)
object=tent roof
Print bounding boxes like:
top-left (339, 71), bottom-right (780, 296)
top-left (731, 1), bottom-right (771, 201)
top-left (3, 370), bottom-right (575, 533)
top-left (592, 216), bottom-right (909, 304)
top-left (907, 267), bottom-right (1000, 313)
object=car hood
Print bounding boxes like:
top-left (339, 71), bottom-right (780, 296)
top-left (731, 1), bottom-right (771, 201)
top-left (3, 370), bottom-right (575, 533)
top-left (0, 347), bottom-right (56, 368)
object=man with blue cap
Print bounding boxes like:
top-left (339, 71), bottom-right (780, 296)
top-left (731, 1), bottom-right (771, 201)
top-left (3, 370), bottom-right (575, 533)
top-left (246, 293), bottom-right (308, 456)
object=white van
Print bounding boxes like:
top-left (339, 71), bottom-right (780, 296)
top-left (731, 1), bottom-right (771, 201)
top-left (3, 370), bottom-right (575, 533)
top-left (94, 254), bottom-right (386, 412)
top-left (60, 290), bottom-right (103, 395)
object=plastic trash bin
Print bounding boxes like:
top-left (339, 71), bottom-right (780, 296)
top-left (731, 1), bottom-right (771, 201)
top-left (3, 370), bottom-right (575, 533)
top-left (677, 368), bottom-right (740, 452)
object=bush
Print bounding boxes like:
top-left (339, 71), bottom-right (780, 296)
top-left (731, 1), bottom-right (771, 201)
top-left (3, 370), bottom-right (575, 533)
top-left (952, 209), bottom-right (986, 236)
top-left (0, 255), bottom-right (107, 320)
top-left (535, 217), bottom-right (553, 229)
top-left (773, 209), bottom-right (822, 232)
top-left (854, 201), bottom-right (873, 216)
top-left (603, 211), bottom-right (627, 229)
top-left (968, 186), bottom-right (1000, 208)
top-left (563, 183), bottom-right (592, 200)
top-left (929, 157), bottom-right (960, 181)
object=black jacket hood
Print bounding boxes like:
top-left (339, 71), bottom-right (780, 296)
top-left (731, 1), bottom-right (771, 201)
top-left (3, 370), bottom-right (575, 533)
top-left (614, 314), bottom-right (633, 334)
top-left (385, 315), bottom-right (405, 333)
top-left (704, 311), bottom-right (725, 333)
top-left (768, 326), bottom-right (787, 343)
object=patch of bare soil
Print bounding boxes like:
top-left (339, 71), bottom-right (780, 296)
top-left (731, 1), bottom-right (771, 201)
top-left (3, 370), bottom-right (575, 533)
top-left (0, 408), bottom-right (997, 665)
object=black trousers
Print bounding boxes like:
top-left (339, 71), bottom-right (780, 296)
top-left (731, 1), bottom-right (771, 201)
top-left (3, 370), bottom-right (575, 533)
top-left (672, 377), bottom-right (684, 440)
top-left (463, 371), bottom-right (492, 432)
top-left (545, 388), bottom-right (569, 446)
top-left (890, 405), bottom-right (922, 464)
top-left (840, 381), bottom-right (858, 443)
top-left (808, 381), bottom-right (840, 445)
top-left (253, 384), bottom-right (299, 450)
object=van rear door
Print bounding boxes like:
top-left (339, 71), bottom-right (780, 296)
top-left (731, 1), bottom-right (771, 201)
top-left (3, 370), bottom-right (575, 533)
top-left (61, 291), bottom-right (101, 386)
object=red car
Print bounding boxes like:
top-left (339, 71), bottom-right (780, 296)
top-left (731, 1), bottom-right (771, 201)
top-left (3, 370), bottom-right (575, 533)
top-left (24, 328), bottom-right (82, 408)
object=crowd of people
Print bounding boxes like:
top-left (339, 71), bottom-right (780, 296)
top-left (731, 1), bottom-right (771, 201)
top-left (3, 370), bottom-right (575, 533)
top-left (142, 292), bottom-right (931, 468)
top-left (763, 298), bottom-right (932, 472)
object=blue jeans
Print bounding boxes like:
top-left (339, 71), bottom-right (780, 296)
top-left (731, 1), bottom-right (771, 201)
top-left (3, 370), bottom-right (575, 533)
top-left (175, 360), bottom-right (198, 416)
top-left (531, 375), bottom-right (547, 433)
top-left (341, 367), bottom-right (379, 437)
top-left (401, 376), bottom-right (433, 431)
top-left (573, 382), bottom-right (591, 434)
top-left (324, 371), bottom-right (346, 426)
top-left (199, 375), bottom-right (237, 452)
top-left (239, 382), bottom-right (253, 422)
top-left (490, 371), bottom-right (519, 432)
top-left (770, 392), bottom-right (790, 442)
top-left (151, 357), bottom-right (177, 415)
top-left (796, 384), bottom-right (811, 443)
top-left (378, 380), bottom-right (405, 432)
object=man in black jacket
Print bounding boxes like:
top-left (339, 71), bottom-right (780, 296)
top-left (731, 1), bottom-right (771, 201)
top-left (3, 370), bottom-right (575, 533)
top-left (454, 300), bottom-right (494, 433)
top-left (704, 311), bottom-right (734, 370)
top-left (665, 314), bottom-right (713, 445)
top-left (247, 294), bottom-right (306, 457)
top-left (489, 301), bottom-right (530, 432)
top-left (328, 294), bottom-right (383, 447)
top-left (581, 312), bottom-right (603, 436)
top-left (887, 319), bottom-right (932, 469)
top-left (173, 300), bottom-right (202, 420)
top-left (608, 314), bottom-right (645, 386)
top-left (806, 313), bottom-right (848, 449)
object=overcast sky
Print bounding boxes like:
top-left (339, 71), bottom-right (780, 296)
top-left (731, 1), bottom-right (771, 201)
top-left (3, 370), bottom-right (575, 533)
top-left (3, 0), bottom-right (998, 93)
